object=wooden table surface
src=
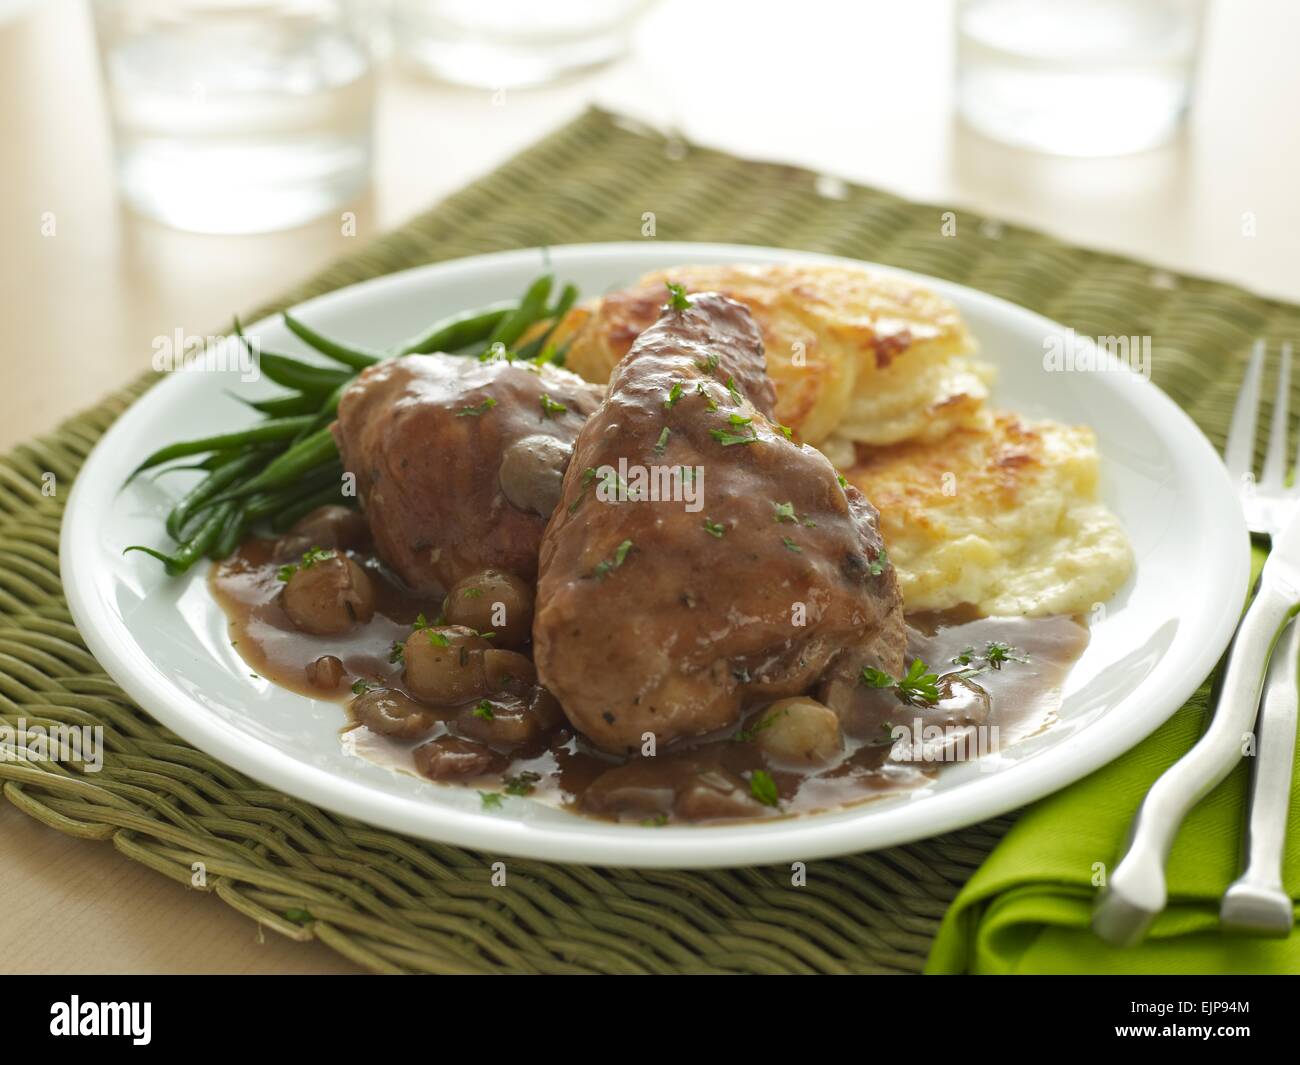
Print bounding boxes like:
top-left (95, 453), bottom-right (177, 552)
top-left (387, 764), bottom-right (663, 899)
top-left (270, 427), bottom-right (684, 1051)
top-left (2, 0), bottom-right (1297, 974)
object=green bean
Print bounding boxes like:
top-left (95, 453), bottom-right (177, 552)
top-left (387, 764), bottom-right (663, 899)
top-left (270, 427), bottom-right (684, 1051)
top-left (233, 391), bottom-right (322, 417)
top-left (166, 450), bottom-right (268, 540)
top-left (126, 416), bottom-right (315, 481)
top-left (517, 282), bottom-right (579, 361)
top-left (484, 274), bottom-right (553, 355)
top-left (243, 463), bottom-right (344, 521)
top-left (124, 501), bottom-right (235, 576)
top-left (199, 450), bottom-right (240, 471)
top-left (256, 352), bottom-right (352, 393)
top-left (282, 311), bottom-right (382, 369)
top-left (210, 503), bottom-right (249, 559)
top-left (394, 302), bottom-right (514, 356)
top-left (215, 425), bottom-right (339, 499)
top-left (308, 378), bottom-right (351, 431)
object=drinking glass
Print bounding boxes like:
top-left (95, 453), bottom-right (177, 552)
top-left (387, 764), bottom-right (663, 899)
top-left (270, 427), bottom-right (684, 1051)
top-left (92, 0), bottom-right (376, 233)
top-left (390, 0), bottom-right (655, 90)
top-left (956, 0), bottom-right (1207, 156)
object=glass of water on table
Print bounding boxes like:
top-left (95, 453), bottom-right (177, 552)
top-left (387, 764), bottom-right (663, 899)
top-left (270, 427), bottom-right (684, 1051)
top-left (956, 0), bottom-right (1207, 156)
top-left (92, 0), bottom-right (376, 234)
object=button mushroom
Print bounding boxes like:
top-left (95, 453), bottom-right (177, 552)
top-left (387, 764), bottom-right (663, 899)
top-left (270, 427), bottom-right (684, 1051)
top-left (351, 687), bottom-right (439, 740)
top-left (281, 553), bottom-right (375, 636)
top-left (498, 433), bottom-right (572, 517)
top-left (402, 624), bottom-right (491, 705)
top-left (442, 569), bottom-right (534, 649)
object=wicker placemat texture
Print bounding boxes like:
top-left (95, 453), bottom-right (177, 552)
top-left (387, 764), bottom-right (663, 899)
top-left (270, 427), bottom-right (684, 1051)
top-left (3, 108), bottom-right (1298, 975)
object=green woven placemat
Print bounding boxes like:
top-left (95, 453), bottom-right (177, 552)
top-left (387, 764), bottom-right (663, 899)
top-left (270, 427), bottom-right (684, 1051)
top-left (4, 108), bottom-right (1299, 975)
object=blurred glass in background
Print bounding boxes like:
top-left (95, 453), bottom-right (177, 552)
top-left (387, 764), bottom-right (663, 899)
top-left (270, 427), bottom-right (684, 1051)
top-left (956, 0), bottom-right (1206, 156)
top-left (93, 0), bottom-right (375, 234)
top-left (390, 0), bottom-right (655, 89)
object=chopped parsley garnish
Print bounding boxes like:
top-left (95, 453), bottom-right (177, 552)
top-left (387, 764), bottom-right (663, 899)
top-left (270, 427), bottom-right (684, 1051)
top-left (726, 376), bottom-right (743, 404)
top-left (503, 771), bottom-right (541, 796)
top-left (654, 426), bottom-right (671, 454)
top-left (776, 423), bottom-right (794, 439)
top-left (749, 770), bottom-right (780, 808)
top-left (568, 466), bottom-right (598, 514)
top-left (592, 539), bottom-right (634, 580)
top-left (952, 641), bottom-right (1028, 673)
top-left (413, 612), bottom-right (430, 630)
top-left (728, 413), bottom-right (752, 427)
top-left (666, 281), bottom-right (691, 311)
top-left (664, 381), bottom-right (684, 410)
top-left (984, 641), bottom-right (1027, 668)
top-left (472, 701), bottom-right (495, 720)
top-left (780, 536), bottom-right (802, 553)
top-left (861, 667), bottom-right (895, 689)
top-left (773, 501), bottom-right (797, 524)
top-left (696, 352), bottom-right (720, 375)
top-left (350, 679), bottom-right (372, 695)
top-left (388, 642), bottom-right (404, 664)
top-left (837, 474), bottom-right (849, 489)
top-left (598, 467), bottom-right (640, 501)
top-left (709, 427), bottom-right (758, 447)
top-left (426, 629), bottom-right (451, 647)
top-left (462, 587), bottom-right (484, 599)
top-left (479, 791), bottom-right (504, 809)
top-left (733, 709), bottom-right (785, 743)
top-left (702, 517), bottom-right (726, 539)
top-left (277, 545), bottom-right (335, 581)
top-left (696, 382), bottom-right (718, 411)
top-left (860, 659), bottom-right (941, 706)
top-left (868, 547), bottom-right (890, 576)
top-left (539, 393), bottom-right (567, 418)
top-left (455, 397), bottom-right (498, 417)
top-left (479, 344), bottom-right (515, 364)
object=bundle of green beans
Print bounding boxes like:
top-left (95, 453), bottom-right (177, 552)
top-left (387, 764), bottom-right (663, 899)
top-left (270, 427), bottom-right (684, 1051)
top-left (126, 273), bottom-right (578, 575)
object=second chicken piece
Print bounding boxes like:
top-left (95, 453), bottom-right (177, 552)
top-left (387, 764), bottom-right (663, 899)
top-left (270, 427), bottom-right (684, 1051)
top-left (534, 291), bottom-right (905, 752)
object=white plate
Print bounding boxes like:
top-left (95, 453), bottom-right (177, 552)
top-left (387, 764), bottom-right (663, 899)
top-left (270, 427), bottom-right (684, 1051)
top-left (62, 242), bottom-right (1249, 868)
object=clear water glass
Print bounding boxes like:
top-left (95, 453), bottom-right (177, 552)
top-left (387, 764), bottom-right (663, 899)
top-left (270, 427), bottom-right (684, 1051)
top-left (956, 0), bottom-right (1206, 156)
top-left (391, 0), bottom-right (655, 90)
top-left (93, 0), bottom-right (376, 234)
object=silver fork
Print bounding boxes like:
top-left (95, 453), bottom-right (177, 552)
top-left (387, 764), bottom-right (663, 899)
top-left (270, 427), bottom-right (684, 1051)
top-left (1092, 338), bottom-right (1299, 945)
top-left (1221, 339), bottom-right (1298, 935)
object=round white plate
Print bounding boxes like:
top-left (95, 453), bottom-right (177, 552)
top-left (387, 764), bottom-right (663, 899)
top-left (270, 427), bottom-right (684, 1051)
top-left (62, 242), bottom-right (1249, 868)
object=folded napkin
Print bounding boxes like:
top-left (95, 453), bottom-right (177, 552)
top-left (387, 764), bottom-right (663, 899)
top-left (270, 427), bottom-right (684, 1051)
top-left (927, 548), bottom-right (1300, 974)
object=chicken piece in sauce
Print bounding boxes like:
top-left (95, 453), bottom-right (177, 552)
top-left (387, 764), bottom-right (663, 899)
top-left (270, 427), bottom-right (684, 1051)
top-left (533, 292), bottom-right (906, 752)
top-left (332, 353), bottom-right (603, 595)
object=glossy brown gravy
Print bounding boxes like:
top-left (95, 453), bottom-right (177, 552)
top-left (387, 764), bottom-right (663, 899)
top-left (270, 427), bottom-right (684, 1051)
top-left (212, 536), bottom-right (1090, 824)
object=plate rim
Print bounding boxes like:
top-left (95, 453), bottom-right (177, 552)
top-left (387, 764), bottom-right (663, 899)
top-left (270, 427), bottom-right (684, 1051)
top-left (60, 240), bottom-right (1251, 868)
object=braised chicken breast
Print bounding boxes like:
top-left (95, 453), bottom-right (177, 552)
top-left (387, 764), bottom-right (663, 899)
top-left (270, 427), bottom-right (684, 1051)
top-left (533, 292), bottom-right (905, 752)
top-left (333, 353), bottom-right (602, 594)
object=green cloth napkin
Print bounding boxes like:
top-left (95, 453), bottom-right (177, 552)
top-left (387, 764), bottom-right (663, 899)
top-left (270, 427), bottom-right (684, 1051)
top-left (927, 547), bottom-right (1300, 973)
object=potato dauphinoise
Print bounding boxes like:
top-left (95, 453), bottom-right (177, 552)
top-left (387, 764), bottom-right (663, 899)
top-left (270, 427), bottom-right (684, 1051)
top-left (846, 413), bottom-right (1132, 616)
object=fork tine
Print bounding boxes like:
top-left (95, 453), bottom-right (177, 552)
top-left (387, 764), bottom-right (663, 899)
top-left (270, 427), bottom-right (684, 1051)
top-left (1225, 338), bottom-right (1267, 484)
top-left (1261, 341), bottom-right (1292, 489)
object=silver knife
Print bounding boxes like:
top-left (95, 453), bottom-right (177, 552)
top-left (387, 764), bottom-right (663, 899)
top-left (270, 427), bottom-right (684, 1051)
top-left (1092, 505), bottom-right (1300, 946)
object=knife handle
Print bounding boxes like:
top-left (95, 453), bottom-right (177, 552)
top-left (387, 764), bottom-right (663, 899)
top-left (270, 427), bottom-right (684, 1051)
top-left (1221, 616), bottom-right (1299, 935)
top-left (1094, 580), bottom-right (1298, 946)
